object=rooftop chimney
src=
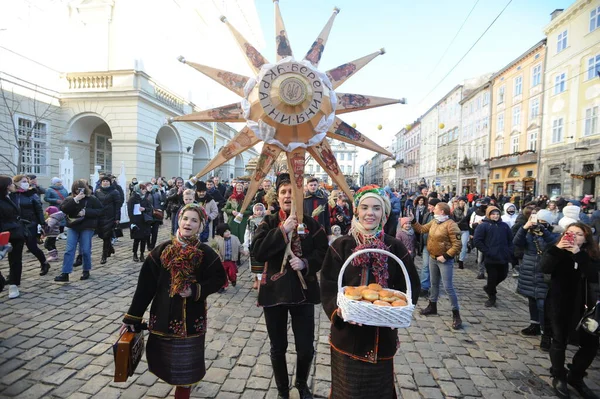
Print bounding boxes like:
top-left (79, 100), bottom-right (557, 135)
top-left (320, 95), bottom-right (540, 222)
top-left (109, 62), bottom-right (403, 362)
top-left (550, 9), bottom-right (564, 21)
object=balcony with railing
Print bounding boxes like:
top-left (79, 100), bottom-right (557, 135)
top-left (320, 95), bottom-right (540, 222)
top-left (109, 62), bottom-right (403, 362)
top-left (488, 151), bottom-right (537, 169)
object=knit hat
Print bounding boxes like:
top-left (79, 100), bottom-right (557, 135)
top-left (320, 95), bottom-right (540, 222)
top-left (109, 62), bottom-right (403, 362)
top-left (51, 177), bottom-right (62, 185)
top-left (275, 173), bottom-right (291, 193)
top-left (100, 175), bottom-right (112, 182)
top-left (536, 209), bottom-right (552, 223)
top-left (45, 206), bottom-right (59, 215)
top-left (216, 223), bottom-right (230, 237)
top-left (400, 217), bottom-right (411, 227)
top-left (485, 206), bottom-right (500, 218)
top-left (428, 198), bottom-right (441, 207)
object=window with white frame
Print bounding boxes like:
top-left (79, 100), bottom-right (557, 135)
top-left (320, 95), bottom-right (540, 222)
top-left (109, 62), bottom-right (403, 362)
top-left (511, 136), bottom-right (519, 153)
top-left (483, 92), bottom-right (489, 106)
top-left (340, 152), bottom-right (345, 161)
top-left (495, 140), bottom-right (504, 157)
top-left (588, 54), bottom-right (600, 80)
top-left (513, 106), bottom-right (521, 127)
top-left (308, 164), bottom-right (314, 174)
top-left (552, 118), bottom-right (563, 143)
top-left (498, 86), bottom-right (505, 103)
top-left (532, 64), bottom-right (542, 87)
top-left (316, 165), bottom-right (321, 173)
top-left (497, 113), bottom-right (504, 132)
top-left (514, 76), bottom-right (522, 96)
top-left (530, 97), bottom-right (540, 120)
top-left (557, 30), bottom-right (568, 53)
top-left (528, 129), bottom-right (538, 151)
top-left (585, 106), bottom-right (598, 136)
top-left (591, 6), bottom-right (600, 32)
top-left (482, 116), bottom-right (489, 129)
top-left (554, 73), bottom-right (566, 94)
top-left (95, 135), bottom-right (112, 173)
top-left (17, 117), bottom-right (48, 175)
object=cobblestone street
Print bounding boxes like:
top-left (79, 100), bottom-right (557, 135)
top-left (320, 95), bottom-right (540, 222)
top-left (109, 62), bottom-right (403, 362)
top-left (0, 225), bottom-right (599, 398)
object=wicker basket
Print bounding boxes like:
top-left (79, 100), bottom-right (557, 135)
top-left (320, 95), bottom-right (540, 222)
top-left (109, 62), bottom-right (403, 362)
top-left (336, 248), bottom-right (415, 328)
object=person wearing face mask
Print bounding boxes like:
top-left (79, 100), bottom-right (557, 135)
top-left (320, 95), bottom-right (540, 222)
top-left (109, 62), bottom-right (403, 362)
top-left (473, 206), bottom-right (514, 307)
top-left (128, 183), bottom-right (153, 262)
top-left (129, 178), bottom-right (139, 195)
top-left (513, 209), bottom-right (560, 352)
top-left (251, 173), bottom-right (329, 399)
top-left (121, 203), bottom-right (226, 399)
top-left (411, 202), bottom-right (463, 329)
top-left (320, 185), bottom-right (420, 399)
top-left (501, 203), bottom-right (518, 228)
top-left (540, 223), bottom-right (600, 399)
top-left (54, 180), bottom-right (103, 282)
top-left (11, 175), bottom-right (51, 277)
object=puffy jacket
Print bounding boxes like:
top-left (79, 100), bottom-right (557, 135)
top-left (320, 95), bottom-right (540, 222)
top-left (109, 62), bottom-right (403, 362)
top-left (0, 196), bottom-right (25, 241)
top-left (501, 203), bottom-right (518, 228)
top-left (95, 186), bottom-right (121, 238)
top-left (10, 189), bottom-right (44, 225)
top-left (513, 225), bottom-right (558, 299)
top-left (60, 195), bottom-right (103, 231)
top-left (44, 185), bottom-right (69, 206)
top-left (473, 207), bottom-right (514, 264)
top-left (412, 217), bottom-right (461, 260)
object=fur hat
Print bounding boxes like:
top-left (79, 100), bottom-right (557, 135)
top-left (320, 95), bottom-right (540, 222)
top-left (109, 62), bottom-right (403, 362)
top-left (275, 173), bottom-right (291, 193)
top-left (216, 223), bottom-right (230, 237)
top-left (196, 181), bottom-right (207, 192)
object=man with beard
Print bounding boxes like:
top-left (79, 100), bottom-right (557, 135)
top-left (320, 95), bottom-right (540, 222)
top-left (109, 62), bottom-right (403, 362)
top-left (196, 181), bottom-right (219, 242)
top-left (303, 177), bottom-right (331, 237)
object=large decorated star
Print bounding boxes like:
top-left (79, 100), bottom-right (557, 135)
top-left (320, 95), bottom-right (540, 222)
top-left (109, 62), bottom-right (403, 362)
top-left (171, 1), bottom-right (405, 219)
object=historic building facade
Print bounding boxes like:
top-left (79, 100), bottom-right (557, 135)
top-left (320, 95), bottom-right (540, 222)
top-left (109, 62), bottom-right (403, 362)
top-left (436, 85), bottom-right (463, 194)
top-left (539, 1), bottom-right (600, 198)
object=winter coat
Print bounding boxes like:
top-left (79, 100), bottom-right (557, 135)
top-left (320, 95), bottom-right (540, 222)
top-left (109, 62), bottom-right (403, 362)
top-left (412, 217), bottom-right (462, 260)
top-left (123, 240), bottom-right (226, 338)
top-left (304, 191), bottom-right (331, 235)
top-left (395, 229), bottom-right (416, 256)
top-left (452, 206), bottom-right (469, 231)
top-left (473, 209), bottom-right (514, 264)
top-left (44, 212), bottom-right (65, 237)
top-left (10, 189), bottom-right (44, 226)
top-left (320, 235), bottom-right (420, 363)
top-left (60, 195), bottom-right (103, 232)
top-left (44, 185), bottom-right (69, 206)
top-left (95, 186), bottom-right (121, 239)
top-left (198, 194), bottom-right (219, 239)
top-left (511, 213), bottom-right (528, 259)
top-left (501, 203), bottom-right (518, 228)
top-left (212, 235), bottom-right (242, 263)
top-left (166, 187), bottom-right (184, 215)
top-left (513, 225), bottom-right (558, 299)
top-left (540, 245), bottom-right (600, 334)
top-left (252, 213), bottom-right (328, 307)
top-left (223, 197), bottom-right (252, 244)
top-left (330, 203), bottom-right (351, 235)
top-left (147, 189), bottom-right (166, 224)
top-left (0, 196), bottom-right (25, 241)
top-left (127, 192), bottom-right (152, 239)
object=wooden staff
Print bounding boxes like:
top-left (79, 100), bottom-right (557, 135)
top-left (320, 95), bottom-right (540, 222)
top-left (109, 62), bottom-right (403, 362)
top-left (279, 201), bottom-right (308, 290)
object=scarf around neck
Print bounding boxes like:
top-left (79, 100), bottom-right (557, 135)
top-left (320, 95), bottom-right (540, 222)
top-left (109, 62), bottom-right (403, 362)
top-left (349, 218), bottom-right (390, 287)
top-left (160, 231), bottom-right (204, 297)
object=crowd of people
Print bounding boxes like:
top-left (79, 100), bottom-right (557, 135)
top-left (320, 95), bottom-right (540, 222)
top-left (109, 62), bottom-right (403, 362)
top-left (0, 171), bottom-right (598, 399)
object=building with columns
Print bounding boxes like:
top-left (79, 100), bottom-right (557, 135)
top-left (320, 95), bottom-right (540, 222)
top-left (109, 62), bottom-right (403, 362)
top-left (538, 1), bottom-right (600, 199)
top-left (0, 0), bottom-right (260, 186)
top-left (304, 140), bottom-right (359, 187)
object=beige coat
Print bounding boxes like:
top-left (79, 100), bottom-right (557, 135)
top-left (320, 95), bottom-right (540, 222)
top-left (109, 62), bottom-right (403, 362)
top-left (412, 218), bottom-right (462, 259)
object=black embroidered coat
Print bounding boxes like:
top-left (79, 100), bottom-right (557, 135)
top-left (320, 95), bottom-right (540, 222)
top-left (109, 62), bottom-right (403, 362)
top-left (320, 235), bottom-right (420, 363)
top-left (123, 241), bottom-right (226, 337)
top-left (252, 213), bottom-right (328, 307)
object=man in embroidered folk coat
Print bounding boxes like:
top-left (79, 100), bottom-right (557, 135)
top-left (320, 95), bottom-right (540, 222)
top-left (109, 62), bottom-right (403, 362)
top-left (252, 173), bottom-right (328, 399)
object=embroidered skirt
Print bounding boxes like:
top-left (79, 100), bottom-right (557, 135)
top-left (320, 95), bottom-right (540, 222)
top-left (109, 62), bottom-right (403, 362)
top-left (146, 333), bottom-right (206, 386)
top-left (330, 347), bottom-right (397, 399)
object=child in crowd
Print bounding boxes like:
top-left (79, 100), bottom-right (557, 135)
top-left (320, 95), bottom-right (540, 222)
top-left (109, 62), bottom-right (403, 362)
top-left (43, 206), bottom-right (65, 262)
top-left (244, 203), bottom-right (266, 290)
top-left (212, 223), bottom-right (246, 293)
top-left (172, 189), bottom-right (196, 235)
top-left (396, 217), bottom-right (416, 259)
top-left (329, 225), bottom-right (342, 245)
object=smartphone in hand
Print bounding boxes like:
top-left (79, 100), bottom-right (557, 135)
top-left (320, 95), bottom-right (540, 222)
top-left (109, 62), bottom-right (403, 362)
top-left (564, 231), bottom-right (575, 246)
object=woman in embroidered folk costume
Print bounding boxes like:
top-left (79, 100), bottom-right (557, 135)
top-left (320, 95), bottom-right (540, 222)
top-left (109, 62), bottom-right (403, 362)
top-left (122, 204), bottom-right (226, 399)
top-left (223, 182), bottom-right (251, 243)
top-left (251, 173), bottom-right (329, 399)
top-left (320, 185), bottom-right (420, 399)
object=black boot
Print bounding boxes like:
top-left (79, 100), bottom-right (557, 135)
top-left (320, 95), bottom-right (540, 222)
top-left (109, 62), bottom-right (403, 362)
top-left (54, 273), bottom-right (69, 282)
top-left (458, 260), bottom-right (464, 269)
top-left (552, 377), bottom-right (571, 399)
top-left (295, 355), bottom-right (314, 399)
top-left (100, 250), bottom-right (107, 265)
top-left (452, 309), bottom-right (462, 330)
top-left (485, 295), bottom-right (496, 307)
top-left (271, 355), bottom-right (290, 399)
top-left (80, 271), bottom-right (90, 280)
top-left (520, 323), bottom-right (541, 336)
top-left (419, 289), bottom-right (429, 298)
top-left (540, 335), bottom-right (551, 352)
top-left (40, 262), bottom-right (51, 276)
top-left (420, 301), bottom-right (437, 316)
top-left (567, 373), bottom-right (597, 399)
top-left (73, 254), bottom-right (82, 267)
top-left (133, 253), bottom-right (139, 262)
top-left (139, 253), bottom-right (145, 262)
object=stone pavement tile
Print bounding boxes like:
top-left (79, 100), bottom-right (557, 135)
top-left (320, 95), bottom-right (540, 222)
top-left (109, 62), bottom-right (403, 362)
top-left (396, 373), bottom-right (417, 390)
top-left (120, 384), bottom-right (149, 399)
top-left (193, 382), bottom-right (221, 398)
top-left (41, 368), bottom-right (76, 385)
top-left (246, 376), bottom-right (270, 390)
top-left (0, 359), bottom-right (25, 375)
top-left (66, 394), bottom-right (91, 399)
top-left (79, 374), bottom-right (112, 395)
top-left (202, 367), bottom-right (229, 384)
top-left (222, 378), bottom-right (247, 393)
top-left (146, 382), bottom-right (173, 398)
top-left (21, 355), bottom-right (52, 371)
top-left (64, 354), bottom-right (95, 370)
top-left (455, 379), bottom-right (482, 397)
top-left (18, 383), bottom-right (54, 399)
top-left (430, 367), bottom-right (452, 381)
top-left (95, 385), bottom-right (122, 399)
top-left (47, 377), bottom-right (86, 397)
top-left (0, 348), bottom-right (24, 361)
top-left (399, 388), bottom-right (422, 399)
top-left (75, 364), bottom-right (104, 380)
top-left (419, 387), bottom-right (445, 398)
top-left (240, 390), bottom-right (266, 399)
top-left (0, 379), bottom-right (34, 397)
top-left (0, 368), bottom-right (29, 385)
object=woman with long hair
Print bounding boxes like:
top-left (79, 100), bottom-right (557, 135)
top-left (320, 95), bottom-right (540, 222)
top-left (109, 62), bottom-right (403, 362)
top-left (320, 185), bottom-right (420, 398)
top-left (0, 175), bottom-right (25, 298)
top-left (54, 180), bottom-right (103, 282)
top-left (11, 175), bottom-right (50, 276)
top-left (223, 182), bottom-right (251, 244)
top-left (122, 203), bottom-right (226, 399)
top-left (540, 222), bottom-right (600, 399)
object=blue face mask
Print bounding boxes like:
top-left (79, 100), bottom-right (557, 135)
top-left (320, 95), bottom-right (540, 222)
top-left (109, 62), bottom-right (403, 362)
top-left (475, 203), bottom-right (481, 207)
